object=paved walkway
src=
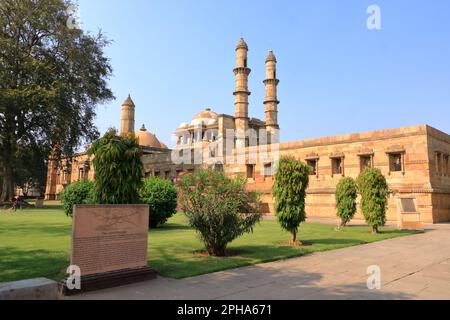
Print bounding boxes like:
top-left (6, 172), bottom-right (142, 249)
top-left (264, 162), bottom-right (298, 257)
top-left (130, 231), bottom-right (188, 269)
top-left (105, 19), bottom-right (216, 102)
top-left (72, 224), bottom-right (450, 300)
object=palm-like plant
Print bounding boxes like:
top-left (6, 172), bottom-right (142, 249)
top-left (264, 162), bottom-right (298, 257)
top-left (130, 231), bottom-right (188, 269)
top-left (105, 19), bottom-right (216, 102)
top-left (88, 128), bottom-right (143, 204)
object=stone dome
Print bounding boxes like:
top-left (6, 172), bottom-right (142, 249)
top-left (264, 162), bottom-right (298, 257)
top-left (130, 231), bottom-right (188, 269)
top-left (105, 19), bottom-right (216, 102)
top-left (266, 50), bottom-right (277, 63)
top-left (122, 94), bottom-right (135, 107)
top-left (178, 122), bottom-right (189, 129)
top-left (191, 108), bottom-right (218, 126)
top-left (135, 124), bottom-right (166, 148)
top-left (236, 37), bottom-right (248, 50)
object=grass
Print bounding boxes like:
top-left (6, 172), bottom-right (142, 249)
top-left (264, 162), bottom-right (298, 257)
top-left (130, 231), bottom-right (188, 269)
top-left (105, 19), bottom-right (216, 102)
top-left (0, 202), bottom-right (420, 283)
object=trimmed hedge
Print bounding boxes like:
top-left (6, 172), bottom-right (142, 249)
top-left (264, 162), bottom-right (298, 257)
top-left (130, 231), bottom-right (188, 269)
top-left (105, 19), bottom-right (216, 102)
top-left (357, 168), bottom-right (389, 234)
top-left (139, 177), bottom-right (178, 228)
top-left (60, 179), bottom-right (94, 217)
top-left (273, 155), bottom-right (310, 244)
top-left (335, 177), bottom-right (358, 229)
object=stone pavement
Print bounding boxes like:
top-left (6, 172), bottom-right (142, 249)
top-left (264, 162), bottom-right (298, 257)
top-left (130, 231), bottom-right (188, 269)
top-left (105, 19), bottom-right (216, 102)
top-left (71, 224), bottom-right (450, 300)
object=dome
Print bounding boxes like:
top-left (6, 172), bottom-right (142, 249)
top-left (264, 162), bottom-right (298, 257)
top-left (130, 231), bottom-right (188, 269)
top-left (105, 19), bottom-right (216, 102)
top-left (207, 118), bottom-right (218, 126)
top-left (266, 50), bottom-right (277, 63)
top-left (122, 94), bottom-right (135, 107)
top-left (135, 124), bottom-right (167, 149)
top-left (178, 122), bottom-right (189, 129)
top-left (236, 38), bottom-right (248, 50)
top-left (191, 108), bottom-right (218, 126)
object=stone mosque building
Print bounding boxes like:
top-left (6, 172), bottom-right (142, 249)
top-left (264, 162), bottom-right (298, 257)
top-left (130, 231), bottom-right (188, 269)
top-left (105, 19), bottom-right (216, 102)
top-left (45, 38), bottom-right (450, 225)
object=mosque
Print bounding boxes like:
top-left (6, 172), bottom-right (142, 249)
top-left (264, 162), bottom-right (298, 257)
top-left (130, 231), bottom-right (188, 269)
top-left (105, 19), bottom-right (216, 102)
top-left (45, 38), bottom-right (450, 225)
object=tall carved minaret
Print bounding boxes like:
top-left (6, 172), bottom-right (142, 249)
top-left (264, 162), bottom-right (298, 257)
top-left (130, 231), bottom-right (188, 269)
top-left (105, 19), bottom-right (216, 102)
top-left (233, 38), bottom-right (251, 136)
top-left (120, 94), bottom-right (135, 136)
top-left (264, 50), bottom-right (280, 133)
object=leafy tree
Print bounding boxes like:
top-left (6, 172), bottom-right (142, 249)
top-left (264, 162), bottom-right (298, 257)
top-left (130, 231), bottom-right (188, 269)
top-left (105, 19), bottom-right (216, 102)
top-left (60, 179), bottom-right (94, 217)
top-left (139, 177), bottom-right (178, 228)
top-left (273, 156), bottom-right (310, 245)
top-left (0, 0), bottom-right (114, 202)
top-left (178, 169), bottom-right (262, 256)
top-left (335, 177), bottom-right (358, 229)
top-left (357, 168), bottom-right (389, 234)
top-left (13, 146), bottom-right (48, 196)
top-left (88, 129), bottom-right (143, 204)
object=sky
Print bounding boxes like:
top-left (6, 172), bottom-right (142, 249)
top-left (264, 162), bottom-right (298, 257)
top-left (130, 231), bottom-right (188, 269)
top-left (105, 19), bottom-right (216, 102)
top-left (77, 0), bottom-right (450, 147)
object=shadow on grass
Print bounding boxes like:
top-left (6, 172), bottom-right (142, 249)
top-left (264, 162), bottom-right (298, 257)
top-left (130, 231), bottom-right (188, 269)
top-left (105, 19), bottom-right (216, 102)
top-left (0, 223), bottom-right (72, 237)
top-left (150, 223), bottom-right (192, 232)
top-left (0, 247), bottom-right (69, 283)
top-left (150, 243), bottom-right (319, 279)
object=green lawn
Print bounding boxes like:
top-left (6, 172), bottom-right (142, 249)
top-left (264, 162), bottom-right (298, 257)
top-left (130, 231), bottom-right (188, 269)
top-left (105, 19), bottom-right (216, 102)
top-left (0, 202), bottom-right (419, 283)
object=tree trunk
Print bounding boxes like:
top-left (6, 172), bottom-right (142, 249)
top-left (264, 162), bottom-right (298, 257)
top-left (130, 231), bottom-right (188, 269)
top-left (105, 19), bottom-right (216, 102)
top-left (291, 231), bottom-right (297, 245)
top-left (372, 226), bottom-right (379, 234)
top-left (0, 139), bottom-right (14, 203)
top-left (0, 164), bottom-right (14, 203)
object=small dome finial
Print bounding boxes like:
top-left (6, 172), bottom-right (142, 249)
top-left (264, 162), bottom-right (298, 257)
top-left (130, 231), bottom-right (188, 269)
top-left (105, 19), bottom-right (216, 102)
top-left (236, 37), bottom-right (248, 51)
top-left (266, 50), bottom-right (277, 63)
top-left (140, 124), bottom-right (147, 131)
top-left (122, 94), bottom-right (135, 107)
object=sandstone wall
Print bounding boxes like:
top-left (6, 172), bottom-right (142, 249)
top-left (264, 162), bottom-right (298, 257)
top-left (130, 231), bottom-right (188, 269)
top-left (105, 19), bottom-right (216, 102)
top-left (228, 125), bottom-right (449, 223)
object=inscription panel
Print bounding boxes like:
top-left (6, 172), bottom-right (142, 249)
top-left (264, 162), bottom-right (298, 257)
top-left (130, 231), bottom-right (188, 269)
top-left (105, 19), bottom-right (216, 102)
top-left (71, 205), bottom-right (149, 276)
top-left (400, 198), bottom-right (417, 213)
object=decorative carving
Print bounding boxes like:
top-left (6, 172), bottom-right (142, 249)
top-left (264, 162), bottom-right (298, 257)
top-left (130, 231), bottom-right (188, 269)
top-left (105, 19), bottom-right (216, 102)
top-left (329, 152), bottom-right (345, 159)
top-left (358, 148), bottom-right (374, 156)
top-left (386, 144), bottom-right (405, 154)
top-left (305, 153), bottom-right (320, 160)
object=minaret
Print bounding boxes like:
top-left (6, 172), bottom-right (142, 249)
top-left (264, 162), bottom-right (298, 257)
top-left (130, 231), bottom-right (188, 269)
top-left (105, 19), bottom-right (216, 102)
top-left (264, 50), bottom-right (280, 133)
top-left (120, 94), bottom-right (135, 136)
top-left (233, 38), bottom-right (251, 136)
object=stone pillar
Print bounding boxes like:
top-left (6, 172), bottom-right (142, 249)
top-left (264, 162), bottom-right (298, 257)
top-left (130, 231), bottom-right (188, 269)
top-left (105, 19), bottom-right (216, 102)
top-left (264, 50), bottom-right (280, 134)
top-left (120, 95), bottom-right (135, 136)
top-left (234, 38), bottom-right (251, 142)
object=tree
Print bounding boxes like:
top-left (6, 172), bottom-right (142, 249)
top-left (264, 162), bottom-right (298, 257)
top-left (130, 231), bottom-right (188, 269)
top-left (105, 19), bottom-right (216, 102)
top-left (178, 169), bottom-right (262, 256)
top-left (335, 177), bottom-right (358, 229)
top-left (357, 168), bottom-right (389, 234)
top-left (88, 129), bottom-right (143, 204)
top-left (273, 155), bottom-right (310, 245)
top-left (60, 179), bottom-right (94, 217)
top-left (0, 0), bottom-right (114, 202)
top-left (13, 145), bottom-right (48, 196)
top-left (139, 177), bottom-right (178, 228)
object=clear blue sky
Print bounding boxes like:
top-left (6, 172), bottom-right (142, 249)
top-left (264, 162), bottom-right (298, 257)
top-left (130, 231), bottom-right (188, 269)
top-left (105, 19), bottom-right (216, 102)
top-left (77, 0), bottom-right (450, 147)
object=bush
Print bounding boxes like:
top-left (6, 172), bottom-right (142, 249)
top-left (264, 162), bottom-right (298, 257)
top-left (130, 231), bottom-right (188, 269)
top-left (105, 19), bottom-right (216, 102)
top-left (139, 177), bottom-right (178, 228)
top-left (88, 128), bottom-right (143, 204)
top-left (177, 169), bottom-right (262, 256)
top-left (273, 156), bottom-right (310, 245)
top-left (357, 168), bottom-right (389, 234)
top-left (60, 179), bottom-right (94, 217)
top-left (335, 177), bottom-right (358, 229)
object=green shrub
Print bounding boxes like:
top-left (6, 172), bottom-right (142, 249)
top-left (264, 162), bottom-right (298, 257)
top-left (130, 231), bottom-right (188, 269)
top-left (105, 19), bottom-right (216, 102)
top-left (139, 177), bottom-right (178, 228)
top-left (357, 168), bottom-right (389, 234)
top-left (335, 177), bottom-right (358, 229)
top-left (273, 155), bottom-right (310, 245)
top-left (177, 169), bottom-right (262, 256)
top-left (60, 179), bottom-right (94, 217)
top-left (88, 128), bottom-right (143, 204)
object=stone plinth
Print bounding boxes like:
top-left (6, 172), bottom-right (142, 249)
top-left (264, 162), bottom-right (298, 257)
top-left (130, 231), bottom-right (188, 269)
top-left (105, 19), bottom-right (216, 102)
top-left (63, 204), bottom-right (156, 295)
